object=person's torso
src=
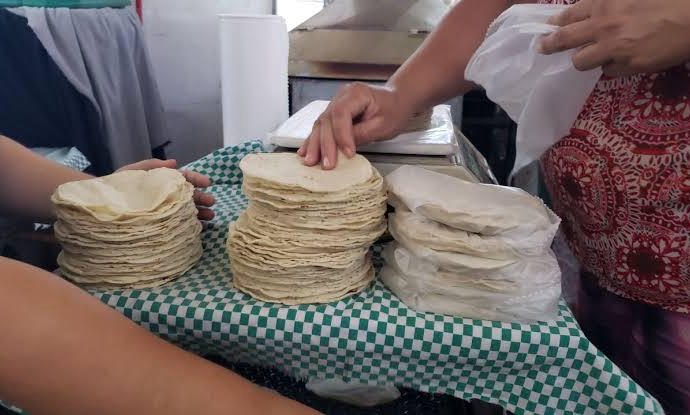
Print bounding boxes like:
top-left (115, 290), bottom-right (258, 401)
top-left (539, 0), bottom-right (690, 312)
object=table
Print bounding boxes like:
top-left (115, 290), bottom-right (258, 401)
top-left (81, 142), bottom-right (665, 414)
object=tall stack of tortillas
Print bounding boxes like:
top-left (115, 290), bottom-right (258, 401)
top-left (52, 168), bottom-right (203, 288)
top-left (227, 152), bottom-right (387, 304)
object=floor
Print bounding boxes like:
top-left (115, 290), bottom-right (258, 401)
top-left (0, 358), bottom-right (511, 415)
top-left (217, 357), bottom-right (510, 415)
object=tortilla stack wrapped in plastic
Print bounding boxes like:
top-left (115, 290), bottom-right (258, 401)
top-left (382, 165), bottom-right (562, 323)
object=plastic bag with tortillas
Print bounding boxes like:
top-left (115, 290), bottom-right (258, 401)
top-left (381, 244), bottom-right (561, 323)
top-left (383, 165), bottom-right (562, 323)
top-left (386, 165), bottom-right (560, 243)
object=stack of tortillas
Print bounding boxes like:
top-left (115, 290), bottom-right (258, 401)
top-left (52, 168), bottom-right (203, 288)
top-left (227, 152), bottom-right (387, 305)
top-left (381, 166), bottom-right (563, 323)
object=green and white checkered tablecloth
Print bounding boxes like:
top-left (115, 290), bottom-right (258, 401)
top-left (31, 147), bottom-right (91, 172)
top-left (83, 142), bottom-right (662, 414)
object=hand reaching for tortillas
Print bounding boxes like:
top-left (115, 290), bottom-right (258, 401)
top-left (118, 159), bottom-right (215, 221)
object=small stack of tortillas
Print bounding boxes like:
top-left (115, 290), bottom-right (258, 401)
top-left (52, 168), bottom-right (202, 288)
top-left (382, 166), bottom-right (563, 323)
top-left (227, 152), bottom-right (387, 305)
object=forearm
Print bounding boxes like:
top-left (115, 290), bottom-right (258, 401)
top-left (0, 136), bottom-right (92, 221)
top-left (389, 0), bottom-right (535, 112)
top-left (0, 258), bottom-right (317, 415)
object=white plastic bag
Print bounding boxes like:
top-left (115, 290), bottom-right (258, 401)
top-left (383, 165), bottom-right (563, 323)
top-left (382, 234), bottom-right (561, 293)
top-left (465, 4), bottom-right (602, 176)
top-left (386, 165), bottom-right (560, 240)
top-left (305, 378), bottom-right (401, 407)
top-left (389, 210), bottom-right (559, 259)
top-left (384, 243), bottom-right (561, 294)
top-left (381, 244), bottom-right (562, 323)
top-left (552, 229), bottom-right (581, 310)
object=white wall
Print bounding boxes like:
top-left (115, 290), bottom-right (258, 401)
top-left (142, 0), bottom-right (272, 164)
top-left (276, 0), bottom-right (323, 30)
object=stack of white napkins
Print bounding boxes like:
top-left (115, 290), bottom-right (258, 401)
top-left (381, 166), bottom-right (562, 323)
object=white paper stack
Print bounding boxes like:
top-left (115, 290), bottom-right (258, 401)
top-left (269, 100), bottom-right (457, 156)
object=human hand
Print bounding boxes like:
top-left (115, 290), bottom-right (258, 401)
top-left (540, 0), bottom-right (690, 77)
top-left (298, 83), bottom-right (416, 169)
top-left (118, 159), bottom-right (215, 220)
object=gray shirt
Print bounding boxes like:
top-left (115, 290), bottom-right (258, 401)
top-left (8, 6), bottom-right (168, 168)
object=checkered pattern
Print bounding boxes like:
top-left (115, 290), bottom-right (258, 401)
top-left (31, 146), bottom-right (91, 172)
top-left (60, 147), bottom-right (91, 172)
top-left (19, 142), bottom-right (663, 415)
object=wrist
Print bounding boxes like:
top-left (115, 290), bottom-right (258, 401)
top-left (386, 76), bottom-right (429, 115)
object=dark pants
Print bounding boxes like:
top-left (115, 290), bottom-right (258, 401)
top-left (0, 8), bottom-right (113, 175)
top-left (577, 273), bottom-right (690, 415)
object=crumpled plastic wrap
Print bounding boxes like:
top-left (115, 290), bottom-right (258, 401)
top-left (306, 378), bottom-right (401, 407)
top-left (381, 243), bottom-right (562, 323)
top-left (465, 4), bottom-right (603, 177)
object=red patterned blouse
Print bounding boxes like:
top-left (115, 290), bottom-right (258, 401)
top-left (538, 0), bottom-right (690, 313)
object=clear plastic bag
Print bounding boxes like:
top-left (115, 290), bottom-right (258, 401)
top-left (465, 4), bottom-right (602, 176)
top-left (386, 165), bottom-right (560, 241)
top-left (389, 209), bottom-right (559, 259)
top-left (383, 165), bottom-right (563, 323)
top-left (552, 230), bottom-right (580, 311)
top-left (381, 243), bottom-right (562, 324)
top-left (305, 378), bottom-right (401, 407)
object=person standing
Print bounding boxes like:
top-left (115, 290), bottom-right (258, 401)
top-left (300, 1), bottom-right (690, 413)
